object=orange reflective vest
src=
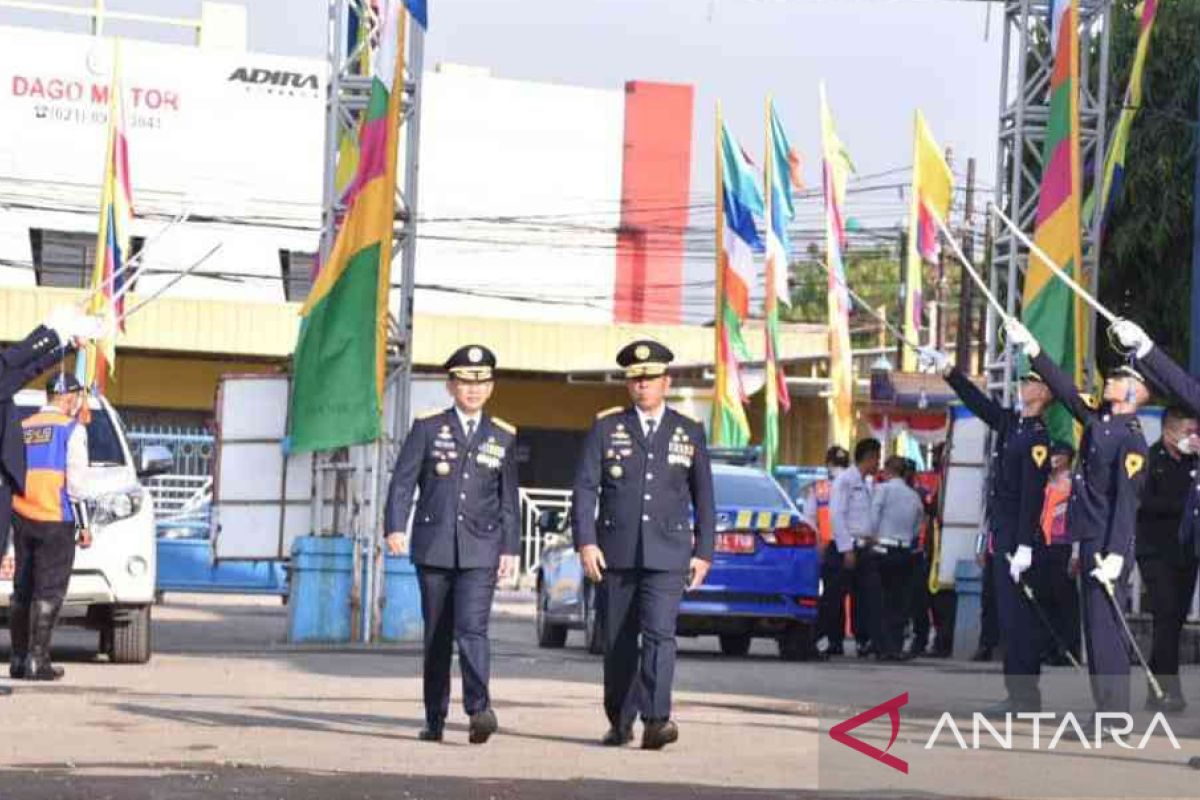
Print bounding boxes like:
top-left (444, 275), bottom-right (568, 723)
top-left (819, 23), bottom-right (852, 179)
top-left (814, 479), bottom-right (833, 546)
top-left (13, 410), bottom-right (78, 523)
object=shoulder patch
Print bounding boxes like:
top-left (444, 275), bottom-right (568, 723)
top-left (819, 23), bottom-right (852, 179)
top-left (1031, 445), bottom-right (1048, 468)
top-left (1081, 393), bottom-right (1099, 410)
top-left (416, 408), bottom-right (443, 421)
top-left (1125, 452), bottom-right (1145, 479)
top-left (596, 406), bottom-right (624, 419)
top-left (491, 416), bottom-right (516, 435)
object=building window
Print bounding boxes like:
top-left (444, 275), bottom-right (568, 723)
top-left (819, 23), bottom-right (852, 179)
top-left (280, 250), bottom-right (316, 302)
top-left (29, 229), bottom-right (144, 290)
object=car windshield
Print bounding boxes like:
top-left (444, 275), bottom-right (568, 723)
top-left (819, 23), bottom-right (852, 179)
top-left (16, 405), bottom-right (127, 466)
top-left (714, 472), bottom-right (787, 508)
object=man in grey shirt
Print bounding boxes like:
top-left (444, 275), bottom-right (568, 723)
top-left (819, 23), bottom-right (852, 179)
top-left (820, 438), bottom-right (880, 657)
top-left (864, 456), bottom-right (925, 660)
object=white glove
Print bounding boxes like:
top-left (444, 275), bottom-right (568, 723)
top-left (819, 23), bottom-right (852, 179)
top-left (1007, 545), bottom-right (1032, 584)
top-left (42, 305), bottom-right (75, 347)
top-left (918, 347), bottom-right (950, 375)
top-left (1004, 319), bottom-right (1041, 358)
top-left (69, 314), bottom-right (107, 342)
top-left (1110, 319), bottom-right (1153, 358)
top-left (1089, 553), bottom-right (1124, 587)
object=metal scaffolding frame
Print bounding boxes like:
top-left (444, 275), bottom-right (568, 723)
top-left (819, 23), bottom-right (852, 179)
top-left (312, 0), bottom-right (423, 642)
top-left (986, 0), bottom-right (1112, 400)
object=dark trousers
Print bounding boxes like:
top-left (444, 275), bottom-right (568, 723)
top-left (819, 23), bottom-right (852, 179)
top-left (993, 552), bottom-right (1042, 702)
top-left (603, 568), bottom-right (685, 727)
top-left (909, 551), bottom-right (932, 652)
top-left (978, 553), bottom-right (1000, 650)
top-left (416, 565), bottom-right (498, 725)
top-left (854, 548), bottom-right (885, 654)
top-left (1137, 552), bottom-right (1198, 695)
top-left (1038, 544), bottom-right (1081, 661)
top-left (878, 548), bottom-right (913, 656)
top-left (1080, 541), bottom-right (1130, 713)
top-left (12, 515), bottom-right (76, 604)
top-left (817, 543), bottom-right (849, 648)
top-left (930, 590), bottom-right (956, 655)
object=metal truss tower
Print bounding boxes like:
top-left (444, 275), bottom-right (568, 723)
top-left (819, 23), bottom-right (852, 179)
top-left (986, 0), bottom-right (1112, 399)
top-left (314, 0), bottom-right (424, 642)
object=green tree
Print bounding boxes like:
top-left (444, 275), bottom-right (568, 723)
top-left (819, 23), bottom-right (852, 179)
top-left (1098, 0), bottom-right (1200, 367)
top-left (785, 243), bottom-right (901, 348)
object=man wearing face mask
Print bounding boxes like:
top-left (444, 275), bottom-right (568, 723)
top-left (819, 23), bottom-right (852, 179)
top-left (920, 345), bottom-right (1052, 712)
top-left (1133, 406), bottom-right (1198, 711)
top-left (9, 374), bottom-right (97, 681)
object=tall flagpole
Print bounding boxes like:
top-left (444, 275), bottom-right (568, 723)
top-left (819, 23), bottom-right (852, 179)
top-left (762, 95), bottom-right (774, 465)
top-left (713, 102), bottom-right (726, 445)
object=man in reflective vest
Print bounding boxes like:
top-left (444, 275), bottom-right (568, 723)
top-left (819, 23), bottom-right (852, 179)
top-left (10, 373), bottom-right (94, 681)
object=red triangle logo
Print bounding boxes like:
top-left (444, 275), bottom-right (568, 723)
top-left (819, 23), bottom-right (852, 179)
top-left (828, 692), bottom-right (909, 774)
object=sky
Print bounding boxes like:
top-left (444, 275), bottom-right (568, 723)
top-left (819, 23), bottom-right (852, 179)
top-left (1, 0), bottom-right (1006, 318)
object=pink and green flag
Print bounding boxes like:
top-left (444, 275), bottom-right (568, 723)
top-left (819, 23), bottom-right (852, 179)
top-left (1023, 0), bottom-right (1085, 445)
top-left (289, 1), bottom-right (409, 452)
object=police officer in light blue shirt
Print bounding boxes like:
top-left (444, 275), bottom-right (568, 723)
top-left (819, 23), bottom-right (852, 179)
top-left (572, 339), bottom-right (715, 751)
top-left (384, 344), bottom-right (520, 745)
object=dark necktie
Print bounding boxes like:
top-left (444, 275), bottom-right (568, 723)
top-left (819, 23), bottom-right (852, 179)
top-left (466, 419), bottom-right (476, 442)
top-left (645, 418), bottom-right (656, 441)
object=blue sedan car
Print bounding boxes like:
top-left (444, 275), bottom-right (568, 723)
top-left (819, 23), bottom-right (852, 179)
top-left (535, 462), bottom-right (820, 660)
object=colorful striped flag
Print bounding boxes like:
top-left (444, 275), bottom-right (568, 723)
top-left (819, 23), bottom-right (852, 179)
top-left (289, 0), bottom-right (409, 452)
top-left (819, 84), bottom-right (855, 449)
top-left (78, 46), bottom-right (134, 395)
top-left (712, 113), bottom-right (763, 448)
top-left (763, 99), bottom-right (797, 470)
top-left (901, 110), bottom-right (953, 372)
top-left (1087, 0), bottom-right (1158, 230)
top-left (1023, 0), bottom-right (1085, 445)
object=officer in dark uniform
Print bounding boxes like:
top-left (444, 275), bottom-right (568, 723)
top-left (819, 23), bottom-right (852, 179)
top-left (1008, 319), bottom-right (1150, 715)
top-left (10, 373), bottom-right (94, 681)
top-left (1, 320), bottom-right (77, 560)
top-left (384, 345), bottom-right (519, 745)
top-left (921, 346), bottom-right (1052, 711)
top-left (571, 339), bottom-right (715, 751)
top-left (1111, 321), bottom-right (1200, 710)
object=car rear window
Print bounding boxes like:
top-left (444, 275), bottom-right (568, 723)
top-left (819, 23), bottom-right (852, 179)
top-left (16, 405), bottom-right (127, 466)
top-left (714, 472), bottom-right (788, 508)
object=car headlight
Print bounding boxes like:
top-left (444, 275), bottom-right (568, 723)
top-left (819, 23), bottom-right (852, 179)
top-left (93, 489), bottom-right (145, 525)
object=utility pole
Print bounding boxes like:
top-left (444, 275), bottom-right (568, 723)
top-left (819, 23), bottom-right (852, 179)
top-left (897, 225), bottom-right (908, 368)
top-left (957, 157), bottom-right (977, 370)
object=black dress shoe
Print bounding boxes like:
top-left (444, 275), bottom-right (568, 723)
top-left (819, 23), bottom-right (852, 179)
top-left (970, 646), bottom-right (993, 663)
top-left (601, 724), bottom-right (634, 746)
top-left (468, 709), bottom-right (498, 744)
top-left (418, 725), bottom-right (444, 742)
top-left (641, 719), bottom-right (679, 751)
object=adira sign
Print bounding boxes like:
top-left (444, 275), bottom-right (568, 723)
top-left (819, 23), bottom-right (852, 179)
top-left (924, 712), bottom-right (1181, 751)
top-left (227, 67), bottom-right (319, 91)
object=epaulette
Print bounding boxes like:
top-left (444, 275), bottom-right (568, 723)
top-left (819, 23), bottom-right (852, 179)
top-left (416, 408), bottom-right (443, 421)
top-left (492, 416), bottom-right (516, 434)
top-left (596, 406), bottom-right (623, 419)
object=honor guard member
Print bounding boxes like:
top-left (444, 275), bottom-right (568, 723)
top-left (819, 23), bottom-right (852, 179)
top-left (1008, 319), bottom-right (1150, 715)
top-left (1, 310), bottom-right (97, 560)
top-left (1112, 321), bottom-right (1200, 710)
top-left (9, 373), bottom-right (96, 681)
top-left (921, 346), bottom-right (1052, 710)
top-left (571, 339), bottom-right (716, 751)
top-left (384, 345), bottom-right (519, 745)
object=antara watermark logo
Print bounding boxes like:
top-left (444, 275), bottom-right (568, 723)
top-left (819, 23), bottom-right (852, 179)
top-left (227, 67), bottom-right (320, 96)
top-left (829, 694), bottom-right (1182, 775)
top-left (925, 712), bottom-right (1181, 751)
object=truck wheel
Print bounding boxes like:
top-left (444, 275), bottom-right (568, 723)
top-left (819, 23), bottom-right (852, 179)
top-left (584, 582), bottom-right (604, 655)
top-left (777, 625), bottom-right (814, 662)
top-left (107, 605), bottom-right (152, 664)
top-left (536, 581), bottom-right (567, 649)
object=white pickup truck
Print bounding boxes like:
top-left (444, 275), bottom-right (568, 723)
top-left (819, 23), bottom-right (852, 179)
top-left (1, 390), bottom-right (170, 663)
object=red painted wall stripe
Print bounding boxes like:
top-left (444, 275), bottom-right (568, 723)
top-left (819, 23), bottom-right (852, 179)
top-left (614, 81), bottom-right (694, 324)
